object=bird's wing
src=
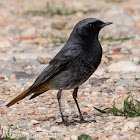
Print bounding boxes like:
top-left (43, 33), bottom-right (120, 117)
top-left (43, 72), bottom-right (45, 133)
top-left (29, 47), bottom-right (81, 92)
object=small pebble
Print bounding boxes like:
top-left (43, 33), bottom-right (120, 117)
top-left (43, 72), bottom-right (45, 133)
top-left (30, 120), bottom-right (40, 125)
top-left (36, 127), bottom-right (43, 132)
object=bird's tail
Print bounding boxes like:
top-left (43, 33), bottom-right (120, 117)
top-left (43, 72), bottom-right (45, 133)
top-left (6, 87), bottom-right (31, 107)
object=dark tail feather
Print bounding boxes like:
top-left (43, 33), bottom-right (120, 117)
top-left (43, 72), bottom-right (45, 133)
top-left (29, 89), bottom-right (49, 100)
top-left (6, 88), bottom-right (31, 107)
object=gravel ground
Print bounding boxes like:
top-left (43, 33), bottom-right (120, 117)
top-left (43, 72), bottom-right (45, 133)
top-left (0, 0), bottom-right (140, 140)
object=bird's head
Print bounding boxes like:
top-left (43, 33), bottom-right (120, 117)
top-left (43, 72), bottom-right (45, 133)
top-left (73, 18), bottom-right (112, 39)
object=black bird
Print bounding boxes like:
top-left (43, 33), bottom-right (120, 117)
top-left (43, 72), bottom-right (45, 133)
top-left (6, 18), bottom-right (112, 125)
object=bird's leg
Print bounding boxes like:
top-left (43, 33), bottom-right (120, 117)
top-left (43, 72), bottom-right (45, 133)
top-left (57, 89), bottom-right (66, 123)
top-left (73, 87), bottom-right (85, 122)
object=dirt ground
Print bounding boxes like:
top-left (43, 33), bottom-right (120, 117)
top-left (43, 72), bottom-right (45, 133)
top-left (0, 0), bottom-right (140, 139)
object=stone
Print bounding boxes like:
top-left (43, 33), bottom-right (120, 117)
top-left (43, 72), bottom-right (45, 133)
top-left (24, 58), bottom-right (40, 66)
top-left (36, 127), bottom-right (43, 132)
top-left (0, 100), bottom-right (5, 104)
top-left (122, 122), bottom-right (139, 131)
top-left (115, 86), bottom-right (127, 93)
top-left (30, 120), bottom-right (40, 125)
top-left (89, 77), bottom-right (109, 86)
top-left (14, 71), bottom-right (34, 79)
top-left (131, 57), bottom-right (140, 63)
top-left (107, 61), bottom-right (140, 72)
top-left (37, 56), bottom-right (45, 64)
top-left (70, 135), bottom-right (77, 140)
top-left (21, 27), bottom-right (36, 37)
top-left (0, 88), bottom-right (4, 94)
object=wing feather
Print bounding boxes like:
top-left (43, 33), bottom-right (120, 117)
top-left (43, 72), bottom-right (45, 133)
top-left (29, 47), bottom-right (81, 92)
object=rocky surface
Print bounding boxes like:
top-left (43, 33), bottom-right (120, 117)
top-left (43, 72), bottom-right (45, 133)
top-left (0, 0), bottom-right (140, 140)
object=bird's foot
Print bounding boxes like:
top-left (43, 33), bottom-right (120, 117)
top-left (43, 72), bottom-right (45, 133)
top-left (56, 120), bottom-right (75, 126)
top-left (79, 117), bottom-right (96, 123)
top-left (79, 118), bottom-right (87, 123)
top-left (56, 120), bottom-right (68, 126)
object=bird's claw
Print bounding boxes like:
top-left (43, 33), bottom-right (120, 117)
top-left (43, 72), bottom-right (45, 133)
top-left (79, 118), bottom-right (87, 123)
top-left (56, 120), bottom-right (75, 126)
top-left (80, 118), bottom-right (96, 123)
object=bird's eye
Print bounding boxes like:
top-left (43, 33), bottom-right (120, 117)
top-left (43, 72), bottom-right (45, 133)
top-left (88, 23), bottom-right (94, 28)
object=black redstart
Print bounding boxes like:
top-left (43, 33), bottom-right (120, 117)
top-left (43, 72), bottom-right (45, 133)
top-left (6, 18), bottom-right (112, 125)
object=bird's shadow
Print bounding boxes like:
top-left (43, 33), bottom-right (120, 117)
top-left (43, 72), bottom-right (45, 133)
top-left (55, 114), bottom-right (96, 126)
top-left (38, 114), bottom-right (97, 126)
top-left (56, 119), bottom-right (96, 126)
top-left (38, 116), bottom-right (96, 126)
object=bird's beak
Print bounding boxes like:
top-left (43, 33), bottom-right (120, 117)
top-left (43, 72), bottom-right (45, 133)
top-left (100, 22), bottom-right (113, 28)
